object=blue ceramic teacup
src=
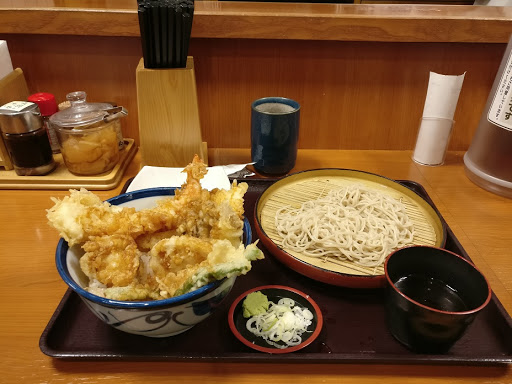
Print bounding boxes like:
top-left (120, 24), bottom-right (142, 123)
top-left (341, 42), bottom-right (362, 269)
top-left (251, 97), bottom-right (300, 175)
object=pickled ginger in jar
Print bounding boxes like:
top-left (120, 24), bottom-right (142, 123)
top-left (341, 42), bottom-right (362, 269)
top-left (49, 91), bottom-right (127, 175)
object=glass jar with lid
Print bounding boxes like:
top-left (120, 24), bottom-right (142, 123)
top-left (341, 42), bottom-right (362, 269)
top-left (49, 91), bottom-right (127, 175)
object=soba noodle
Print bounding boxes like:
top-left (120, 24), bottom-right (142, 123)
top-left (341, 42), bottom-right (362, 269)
top-left (274, 184), bottom-right (414, 268)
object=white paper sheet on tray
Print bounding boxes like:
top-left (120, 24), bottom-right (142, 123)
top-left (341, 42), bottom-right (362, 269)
top-left (126, 163), bottom-right (253, 192)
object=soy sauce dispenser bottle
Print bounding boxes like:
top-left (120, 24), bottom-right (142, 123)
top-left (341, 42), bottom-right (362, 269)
top-left (0, 101), bottom-right (56, 176)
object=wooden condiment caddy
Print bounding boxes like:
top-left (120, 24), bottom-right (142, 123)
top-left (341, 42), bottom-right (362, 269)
top-left (0, 68), bottom-right (138, 189)
top-left (0, 138), bottom-right (137, 190)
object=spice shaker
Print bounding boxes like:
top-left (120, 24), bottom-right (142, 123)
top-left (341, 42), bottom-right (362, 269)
top-left (0, 101), bottom-right (56, 176)
top-left (28, 92), bottom-right (60, 153)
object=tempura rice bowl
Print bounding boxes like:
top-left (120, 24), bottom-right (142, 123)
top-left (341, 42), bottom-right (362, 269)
top-left (56, 187), bottom-right (252, 338)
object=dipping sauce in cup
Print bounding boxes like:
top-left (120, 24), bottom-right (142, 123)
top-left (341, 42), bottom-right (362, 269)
top-left (384, 246), bottom-right (491, 353)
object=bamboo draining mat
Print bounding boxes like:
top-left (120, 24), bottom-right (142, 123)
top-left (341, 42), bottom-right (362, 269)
top-left (0, 138), bottom-right (137, 190)
top-left (257, 169), bottom-right (444, 277)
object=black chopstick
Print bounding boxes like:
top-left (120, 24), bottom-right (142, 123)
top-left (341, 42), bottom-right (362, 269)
top-left (137, 0), bottom-right (195, 69)
top-left (182, 2), bottom-right (193, 67)
top-left (174, 5), bottom-right (183, 68)
top-left (138, 4), bottom-right (151, 68)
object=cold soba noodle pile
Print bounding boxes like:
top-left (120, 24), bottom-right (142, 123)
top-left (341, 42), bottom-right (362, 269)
top-left (275, 184), bottom-right (414, 268)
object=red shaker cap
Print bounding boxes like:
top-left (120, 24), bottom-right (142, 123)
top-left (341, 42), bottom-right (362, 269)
top-left (27, 92), bottom-right (58, 116)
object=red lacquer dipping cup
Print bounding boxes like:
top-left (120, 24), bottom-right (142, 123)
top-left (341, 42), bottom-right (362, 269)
top-left (384, 246), bottom-right (492, 354)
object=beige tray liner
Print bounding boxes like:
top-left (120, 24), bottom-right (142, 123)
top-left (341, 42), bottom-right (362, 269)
top-left (260, 176), bottom-right (438, 277)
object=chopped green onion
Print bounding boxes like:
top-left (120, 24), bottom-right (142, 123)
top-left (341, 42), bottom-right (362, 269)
top-left (245, 297), bottom-right (314, 349)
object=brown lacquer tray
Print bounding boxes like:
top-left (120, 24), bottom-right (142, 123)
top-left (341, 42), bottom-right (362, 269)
top-left (39, 178), bottom-right (512, 364)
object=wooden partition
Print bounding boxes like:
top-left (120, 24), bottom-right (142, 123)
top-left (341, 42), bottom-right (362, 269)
top-left (1, 2), bottom-right (511, 151)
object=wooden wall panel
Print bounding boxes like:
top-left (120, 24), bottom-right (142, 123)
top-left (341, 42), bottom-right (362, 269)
top-left (3, 34), bottom-right (506, 150)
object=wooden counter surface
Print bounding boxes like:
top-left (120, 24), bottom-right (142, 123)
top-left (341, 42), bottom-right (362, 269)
top-left (0, 0), bottom-right (511, 42)
top-left (0, 149), bottom-right (510, 383)
top-left (2, 1), bottom-right (511, 152)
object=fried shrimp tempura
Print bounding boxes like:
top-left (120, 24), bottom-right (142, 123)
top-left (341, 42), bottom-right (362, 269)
top-left (151, 181), bottom-right (248, 246)
top-left (46, 188), bottom-right (168, 246)
top-left (47, 155), bottom-right (264, 301)
top-left (47, 155), bottom-right (246, 246)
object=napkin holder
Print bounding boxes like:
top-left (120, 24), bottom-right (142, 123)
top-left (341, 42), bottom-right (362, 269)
top-left (136, 57), bottom-right (207, 167)
top-left (0, 68), bottom-right (30, 171)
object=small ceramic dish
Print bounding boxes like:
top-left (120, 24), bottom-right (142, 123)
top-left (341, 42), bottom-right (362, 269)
top-left (228, 285), bottom-right (323, 354)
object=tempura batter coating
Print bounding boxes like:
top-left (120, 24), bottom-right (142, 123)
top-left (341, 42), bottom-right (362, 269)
top-left (47, 155), bottom-right (247, 247)
top-left (150, 236), bottom-right (264, 298)
top-left (81, 234), bottom-right (141, 287)
top-left (46, 188), bottom-right (168, 246)
top-left (47, 155), bottom-right (264, 301)
top-left (150, 235), bottom-right (214, 298)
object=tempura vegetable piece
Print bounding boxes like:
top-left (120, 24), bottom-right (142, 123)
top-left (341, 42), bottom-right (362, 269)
top-left (173, 241), bottom-right (264, 297)
top-left (149, 235), bottom-right (214, 298)
top-left (150, 236), bottom-right (264, 298)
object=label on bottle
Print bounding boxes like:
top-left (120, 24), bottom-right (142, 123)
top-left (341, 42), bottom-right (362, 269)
top-left (0, 101), bottom-right (33, 112)
top-left (488, 48), bottom-right (512, 131)
top-left (43, 119), bottom-right (60, 153)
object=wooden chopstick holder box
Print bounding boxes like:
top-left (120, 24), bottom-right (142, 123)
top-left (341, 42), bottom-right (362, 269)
top-left (136, 57), bottom-right (207, 168)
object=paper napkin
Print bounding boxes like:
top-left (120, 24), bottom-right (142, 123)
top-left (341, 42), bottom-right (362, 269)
top-left (0, 41), bottom-right (13, 81)
top-left (126, 163), bottom-right (254, 193)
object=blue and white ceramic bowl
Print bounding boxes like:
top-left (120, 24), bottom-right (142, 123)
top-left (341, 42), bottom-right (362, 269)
top-left (56, 187), bottom-right (252, 338)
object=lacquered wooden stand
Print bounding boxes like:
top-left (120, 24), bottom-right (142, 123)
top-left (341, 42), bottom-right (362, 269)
top-left (136, 57), bottom-right (207, 168)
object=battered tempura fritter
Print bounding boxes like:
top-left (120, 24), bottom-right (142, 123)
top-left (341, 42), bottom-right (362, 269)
top-left (47, 155), bottom-right (264, 301)
top-left (150, 236), bottom-right (263, 299)
top-left (135, 230), bottom-right (178, 252)
top-left (46, 188), bottom-right (168, 246)
top-left (81, 234), bottom-right (141, 287)
top-left (47, 155), bottom-right (247, 247)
